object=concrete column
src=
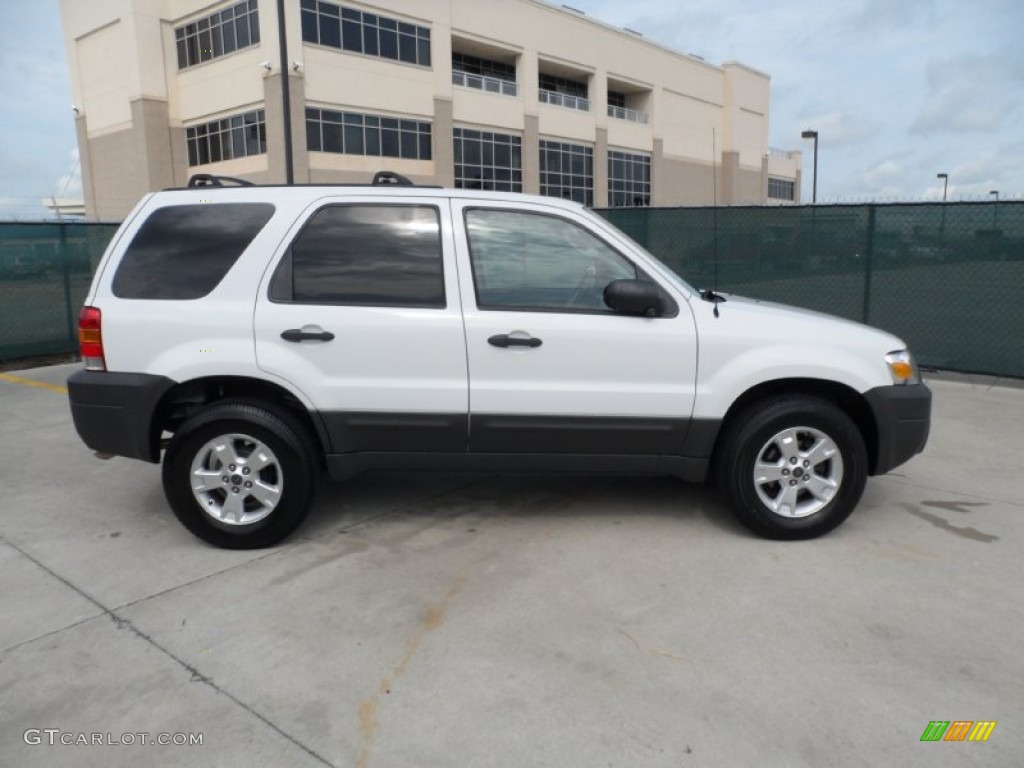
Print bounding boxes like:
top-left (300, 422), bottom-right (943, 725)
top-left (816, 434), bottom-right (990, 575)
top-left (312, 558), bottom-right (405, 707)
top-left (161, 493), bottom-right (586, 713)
top-left (721, 150), bottom-right (740, 205)
top-left (523, 114), bottom-right (540, 195)
top-left (595, 126), bottom-right (608, 207)
top-left (74, 115), bottom-right (97, 220)
top-left (263, 71), bottom-right (308, 184)
top-left (433, 97), bottom-right (455, 187)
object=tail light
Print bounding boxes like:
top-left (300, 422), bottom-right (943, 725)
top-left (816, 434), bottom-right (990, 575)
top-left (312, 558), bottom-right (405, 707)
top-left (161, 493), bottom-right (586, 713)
top-left (78, 306), bottom-right (106, 371)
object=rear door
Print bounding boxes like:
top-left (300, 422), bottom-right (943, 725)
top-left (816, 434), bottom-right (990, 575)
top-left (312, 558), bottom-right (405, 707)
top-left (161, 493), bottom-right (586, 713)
top-left (451, 200), bottom-right (698, 456)
top-left (254, 197), bottom-right (468, 454)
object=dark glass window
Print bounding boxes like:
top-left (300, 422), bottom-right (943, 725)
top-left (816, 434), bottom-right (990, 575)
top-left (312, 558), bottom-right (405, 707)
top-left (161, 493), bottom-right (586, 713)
top-left (272, 206), bottom-right (445, 308)
top-left (538, 73), bottom-right (588, 98)
top-left (453, 128), bottom-right (522, 192)
top-left (768, 177), bottom-right (796, 201)
top-left (539, 140), bottom-right (593, 206)
top-left (175, 0), bottom-right (258, 70)
top-left (607, 150), bottom-right (651, 207)
top-left (113, 204), bottom-right (274, 300)
top-left (608, 91), bottom-right (626, 108)
top-left (305, 108), bottom-right (431, 160)
top-left (465, 209), bottom-right (635, 312)
top-left (186, 109), bottom-right (266, 167)
top-left (301, 1), bottom-right (431, 66)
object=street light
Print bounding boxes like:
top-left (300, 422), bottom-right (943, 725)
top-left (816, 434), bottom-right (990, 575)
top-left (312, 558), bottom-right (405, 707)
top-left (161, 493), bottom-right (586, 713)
top-left (990, 190), bottom-right (1000, 229)
top-left (801, 130), bottom-right (818, 204)
top-left (989, 190), bottom-right (999, 201)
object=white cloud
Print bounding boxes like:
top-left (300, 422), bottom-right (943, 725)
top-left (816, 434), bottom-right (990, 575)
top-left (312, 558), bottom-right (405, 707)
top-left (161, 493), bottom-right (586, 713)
top-left (911, 54), bottom-right (1021, 134)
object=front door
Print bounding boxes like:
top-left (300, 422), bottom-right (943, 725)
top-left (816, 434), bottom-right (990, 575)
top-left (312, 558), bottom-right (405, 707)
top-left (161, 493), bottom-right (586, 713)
top-left (451, 200), bottom-right (698, 456)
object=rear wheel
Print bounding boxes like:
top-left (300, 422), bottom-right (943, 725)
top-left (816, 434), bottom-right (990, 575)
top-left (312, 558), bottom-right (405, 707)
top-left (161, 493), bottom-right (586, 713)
top-left (162, 401), bottom-right (316, 549)
top-left (716, 396), bottom-right (868, 540)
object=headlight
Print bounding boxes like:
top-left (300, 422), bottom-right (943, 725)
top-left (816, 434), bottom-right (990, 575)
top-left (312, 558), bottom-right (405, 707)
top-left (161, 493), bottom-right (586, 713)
top-left (885, 350), bottom-right (921, 385)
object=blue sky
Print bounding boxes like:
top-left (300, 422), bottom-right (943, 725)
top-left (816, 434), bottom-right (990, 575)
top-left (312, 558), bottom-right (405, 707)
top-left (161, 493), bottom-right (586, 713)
top-left (1, 0), bottom-right (1021, 219)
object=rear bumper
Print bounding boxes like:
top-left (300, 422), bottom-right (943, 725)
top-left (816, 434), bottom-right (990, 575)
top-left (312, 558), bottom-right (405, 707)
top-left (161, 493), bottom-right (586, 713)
top-left (865, 383), bottom-right (932, 475)
top-left (67, 370), bottom-right (175, 462)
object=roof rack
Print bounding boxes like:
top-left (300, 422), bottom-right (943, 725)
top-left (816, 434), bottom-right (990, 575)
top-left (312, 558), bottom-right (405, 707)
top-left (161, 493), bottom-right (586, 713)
top-left (177, 171), bottom-right (427, 191)
top-left (372, 171), bottom-right (415, 186)
top-left (187, 174), bottom-right (255, 188)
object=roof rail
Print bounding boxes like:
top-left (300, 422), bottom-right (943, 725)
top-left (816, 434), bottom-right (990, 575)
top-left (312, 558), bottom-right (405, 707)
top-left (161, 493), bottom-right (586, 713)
top-left (372, 171), bottom-right (415, 186)
top-left (187, 174), bottom-right (255, 188)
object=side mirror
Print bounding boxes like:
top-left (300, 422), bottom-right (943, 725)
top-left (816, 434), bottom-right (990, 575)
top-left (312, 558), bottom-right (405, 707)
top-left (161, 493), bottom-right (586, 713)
top-left (604, 279), bottom-right (662, 316)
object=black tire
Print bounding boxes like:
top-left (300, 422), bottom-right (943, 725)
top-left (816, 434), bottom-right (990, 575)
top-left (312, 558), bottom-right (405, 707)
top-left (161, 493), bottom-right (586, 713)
top-left (162, 400), bottom-right (317, 549)
top-left (716, 396), bottom-right (868, 540)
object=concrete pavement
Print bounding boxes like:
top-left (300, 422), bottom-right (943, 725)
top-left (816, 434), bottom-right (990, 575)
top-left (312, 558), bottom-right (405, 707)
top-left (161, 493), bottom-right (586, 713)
top-left (1, 363), bottom-right (1022, 767)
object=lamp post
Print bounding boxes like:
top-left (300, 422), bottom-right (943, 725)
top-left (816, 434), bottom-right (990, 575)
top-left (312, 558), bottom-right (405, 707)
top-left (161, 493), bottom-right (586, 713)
top-left (801, 130), bottom-right (818, 204)
top-left (990, 190), bottom-right (999, 229)
top-left (937, 173), bottom-right (948, 236)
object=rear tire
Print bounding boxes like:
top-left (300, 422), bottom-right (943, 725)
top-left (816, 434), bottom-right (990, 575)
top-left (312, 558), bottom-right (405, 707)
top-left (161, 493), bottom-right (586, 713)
top-left (162, 400), bottom-right (316, 549)
top-left (716, 396), bottom-right (868, 540)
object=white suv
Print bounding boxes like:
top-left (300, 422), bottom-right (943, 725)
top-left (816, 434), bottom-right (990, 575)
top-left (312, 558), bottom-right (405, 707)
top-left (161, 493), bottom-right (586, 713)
top-left (67, 173), bottom-right (931, 548)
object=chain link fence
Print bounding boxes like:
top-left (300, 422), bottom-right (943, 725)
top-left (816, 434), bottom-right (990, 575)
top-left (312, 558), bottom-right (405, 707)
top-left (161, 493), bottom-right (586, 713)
top-left (0, 222), bottom-right (118, 362)
top-left (1, 204), bottom-right (1022, 377)
top-left (598, 201), bottom-right (1024, 378)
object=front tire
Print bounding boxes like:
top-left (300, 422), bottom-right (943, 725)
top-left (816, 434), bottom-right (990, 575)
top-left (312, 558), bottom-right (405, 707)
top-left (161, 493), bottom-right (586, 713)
top-left (162, 400), bottom-right (316, 549)
top-left (716, 396), bottom-right (868, 540)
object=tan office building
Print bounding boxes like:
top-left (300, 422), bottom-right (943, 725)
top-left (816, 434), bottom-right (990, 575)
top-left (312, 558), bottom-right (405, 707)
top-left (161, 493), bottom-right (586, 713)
top-left (60, 0), bottom-right (802, 220)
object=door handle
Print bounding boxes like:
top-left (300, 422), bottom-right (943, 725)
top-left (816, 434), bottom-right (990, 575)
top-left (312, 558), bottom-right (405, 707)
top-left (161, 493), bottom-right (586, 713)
top-left (488, 334), bottom-right (542, 348)
top-left (281, 328), bottom-right (335, 342)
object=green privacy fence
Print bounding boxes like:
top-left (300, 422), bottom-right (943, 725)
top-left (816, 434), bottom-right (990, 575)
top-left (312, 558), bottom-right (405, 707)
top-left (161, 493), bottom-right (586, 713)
top-left (0, 223), bottom-right (119, 362)
top-left (597, 202), bottom-right (1024, 378)
top-left (1, 203), bottom-right (1022, 377)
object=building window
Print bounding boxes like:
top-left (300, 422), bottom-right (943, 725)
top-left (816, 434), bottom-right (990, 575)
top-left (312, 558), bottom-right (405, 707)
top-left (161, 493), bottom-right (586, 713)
top-left (271, 205), bottom-right (445, 308)
top-left (608, 91), bottom-right (626, 109)
top-left (608, 150), bottom-right (651, 207)
top-left (306, 108), bottom-right (432, 160)
top-left (453, 128), bottom-right (522, 192)
top-left (175, 0), bottom-right (260, 70)
top-left (539, 140), bottom-right (593, 206)
top-left (186, 109), bottom-right (266, 167)
top-left (452, 53), bottom-right (517, 96)
top-left (538, 73), bottom-right (590, 111)
top-left (768, 177), bottom-right (795, 201)
top-left (300, 0), bottom-right (431, 67)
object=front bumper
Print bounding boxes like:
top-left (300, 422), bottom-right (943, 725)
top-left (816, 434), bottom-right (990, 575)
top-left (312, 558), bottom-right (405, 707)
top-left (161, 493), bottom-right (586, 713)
top-left (67, 370), bottom-right (175, 462)
top-left (864, 383), bottom-right (932, 475)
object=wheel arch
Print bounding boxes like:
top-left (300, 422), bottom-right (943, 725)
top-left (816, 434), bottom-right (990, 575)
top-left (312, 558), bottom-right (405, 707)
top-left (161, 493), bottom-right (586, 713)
top-left (711, 378), bottom-right (879, 475)
top-left (150, 375), bottom-right (329, 463)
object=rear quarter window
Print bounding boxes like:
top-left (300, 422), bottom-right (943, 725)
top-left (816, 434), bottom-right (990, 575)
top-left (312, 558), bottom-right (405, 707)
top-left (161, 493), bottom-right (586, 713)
top-left (112, 203), bottom-right (275, 299)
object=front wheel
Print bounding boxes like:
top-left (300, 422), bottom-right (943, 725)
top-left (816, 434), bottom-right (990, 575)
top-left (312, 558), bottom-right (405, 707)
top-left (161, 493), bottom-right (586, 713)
top-left (716, 397), bottom-right (868, 540)
top-left (162, 401), bottom-right (316, 549)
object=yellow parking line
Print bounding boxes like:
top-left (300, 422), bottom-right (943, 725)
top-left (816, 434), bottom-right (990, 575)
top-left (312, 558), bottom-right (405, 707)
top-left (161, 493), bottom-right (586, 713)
top-left (0, 373), bottom-right (69, 395)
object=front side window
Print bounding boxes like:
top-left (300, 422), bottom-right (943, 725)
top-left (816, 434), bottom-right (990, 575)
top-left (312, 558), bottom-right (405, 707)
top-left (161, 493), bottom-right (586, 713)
top-left (465, 209), bottom-right (635, 312)
top-left (271, 205), bottom-right (444, 308)
top-left (113, 204), bottom-right (274, 299)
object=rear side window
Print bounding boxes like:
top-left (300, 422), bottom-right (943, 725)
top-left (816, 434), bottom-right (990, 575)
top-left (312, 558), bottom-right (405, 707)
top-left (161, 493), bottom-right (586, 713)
top-left (112, 203), bottom-right (275, 299)
top-left (270, 204), bottom-right (445, 307)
